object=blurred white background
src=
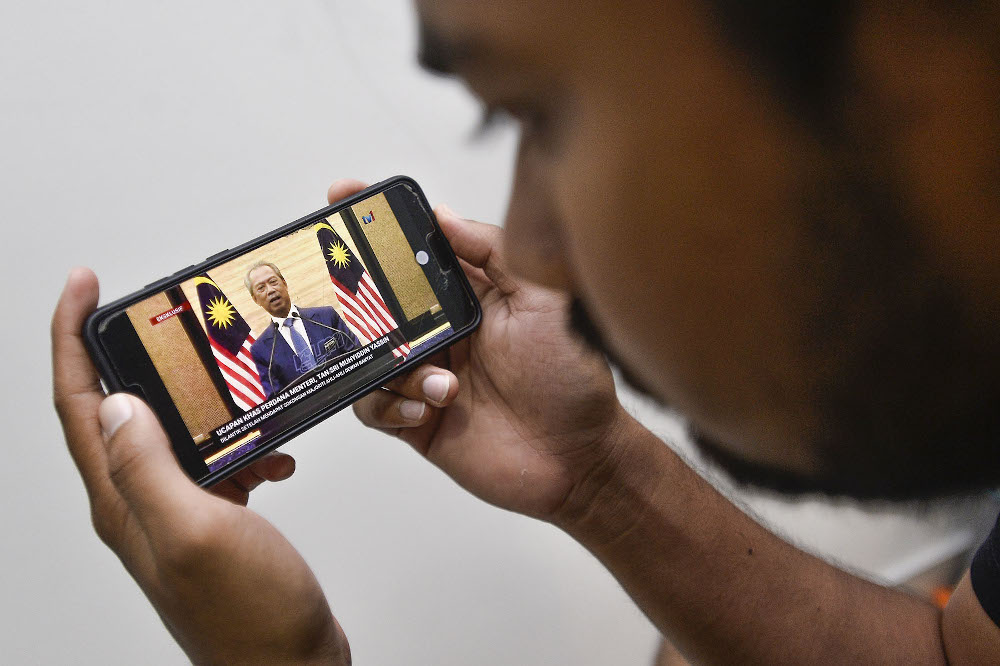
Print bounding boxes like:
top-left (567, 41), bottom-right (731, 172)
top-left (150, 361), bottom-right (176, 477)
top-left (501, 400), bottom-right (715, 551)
top-left (1, 2), bottom-right (994, 664)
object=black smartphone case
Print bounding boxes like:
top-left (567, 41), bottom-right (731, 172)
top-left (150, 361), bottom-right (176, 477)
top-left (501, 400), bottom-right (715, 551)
top-left (83, 175), bottom-right (481, 487)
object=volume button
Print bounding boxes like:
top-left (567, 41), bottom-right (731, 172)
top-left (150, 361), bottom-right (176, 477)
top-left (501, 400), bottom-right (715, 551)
top-left (205, 249), bottom-right (231, 263)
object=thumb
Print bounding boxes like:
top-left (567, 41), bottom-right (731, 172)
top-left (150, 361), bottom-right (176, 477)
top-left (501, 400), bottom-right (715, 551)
top-left (434, 205), bottom-right (518, 295)
top-left (99, 393), bottom-right (205, 527)
top-left (327, 178), bottom-right (369, 205)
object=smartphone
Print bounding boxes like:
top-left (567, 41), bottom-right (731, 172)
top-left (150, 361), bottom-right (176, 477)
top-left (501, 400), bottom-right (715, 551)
top-left (85, 176), bottom-right (481, 487)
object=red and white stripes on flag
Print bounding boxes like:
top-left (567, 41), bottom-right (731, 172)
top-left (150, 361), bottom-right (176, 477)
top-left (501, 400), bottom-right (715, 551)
top-left (208, 333), bottom-right (267, 411)
top-left (331, 272), bottom-right (411, 358)
top-left (193, 275), bottom-right (267, 412)
top-left (314, 220), bottom-right (410, 359)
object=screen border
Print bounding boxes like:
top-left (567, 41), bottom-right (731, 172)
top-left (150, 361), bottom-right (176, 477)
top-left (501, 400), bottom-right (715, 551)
top-left (84, 176), bottom-right (481, 486)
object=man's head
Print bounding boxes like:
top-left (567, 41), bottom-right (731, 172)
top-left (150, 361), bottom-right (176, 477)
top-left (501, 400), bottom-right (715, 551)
top-left (416, 0), bottom-right (1000, 499)
top-left (246, 261), bottom-right (291, 318)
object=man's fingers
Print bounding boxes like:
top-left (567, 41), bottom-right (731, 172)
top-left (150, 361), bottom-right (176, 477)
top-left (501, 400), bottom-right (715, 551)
top-left (249, 452), bottom-right (297, 481)
top-left (52, 268), bottom-right (104, 410)
top-left (228, 453), bottom-right (297, 488)
top-left (353, 362), bottom-right (457, 430)
top-left (382, 365), bottom-right (458, 407)
top-left (52, 268), bottom-right (114, 500)
top-left (434, 205), bottom-right (519, 295)
top-left (210, 480), bottom-right (250, 506)
top-left (327, 179), bottom-right (370, 205)
top-left (209, 452), bottom-right (296, 504)
top-left (99, 393), bottom-right (208, 531)
top-left (353, 389), bottom-right (436, 430)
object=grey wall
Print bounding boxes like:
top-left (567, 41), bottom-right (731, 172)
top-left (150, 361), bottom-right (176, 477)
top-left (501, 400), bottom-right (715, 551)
top-left (2, 2), bottom-right (993, 664)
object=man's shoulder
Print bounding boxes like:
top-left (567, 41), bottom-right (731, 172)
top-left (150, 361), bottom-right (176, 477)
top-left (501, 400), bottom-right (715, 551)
top-left (301, 306), bottom-right (337, 321)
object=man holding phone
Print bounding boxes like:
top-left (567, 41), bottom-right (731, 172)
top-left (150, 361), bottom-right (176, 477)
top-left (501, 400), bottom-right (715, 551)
top-left (52, 0), bottom-right (1000, 663)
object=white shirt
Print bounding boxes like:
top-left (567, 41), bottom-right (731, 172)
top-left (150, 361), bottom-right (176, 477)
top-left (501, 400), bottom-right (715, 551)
top-left (271, 304), bottom-right (313, 354)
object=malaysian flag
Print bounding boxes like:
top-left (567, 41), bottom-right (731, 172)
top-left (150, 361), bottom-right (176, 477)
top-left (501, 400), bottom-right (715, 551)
top-left (194, 275), bottom-right (267, 411)
top-left (314, 221), bottom-right (410, 358)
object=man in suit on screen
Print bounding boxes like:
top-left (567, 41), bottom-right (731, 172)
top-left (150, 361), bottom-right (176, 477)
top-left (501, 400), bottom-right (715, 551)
top-left (245, 260), bottom-right (360, 397)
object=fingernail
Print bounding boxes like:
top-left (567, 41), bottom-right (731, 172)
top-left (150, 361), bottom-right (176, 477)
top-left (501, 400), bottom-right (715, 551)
top-left (422, 374), bottom-right (450, 404)
top-left (399, 399), bottom-right (426, 421)
top-left (438, 203), bottom-right (460, 219)
top-left (99, 394), bottom-right (133, 438)
top-left (65, 266), bottom-right (85, 286)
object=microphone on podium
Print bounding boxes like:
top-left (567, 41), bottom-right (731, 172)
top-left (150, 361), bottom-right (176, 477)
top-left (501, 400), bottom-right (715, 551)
top-left (292, 311), bottom-right (355, 355)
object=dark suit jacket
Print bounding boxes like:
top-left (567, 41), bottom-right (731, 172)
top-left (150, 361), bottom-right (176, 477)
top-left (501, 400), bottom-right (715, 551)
top-left (250, 306), bottom-right (360, 397)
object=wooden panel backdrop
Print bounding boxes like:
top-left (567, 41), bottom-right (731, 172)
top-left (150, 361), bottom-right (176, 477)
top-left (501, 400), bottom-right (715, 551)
top-left (126, 292), bottom-right (231, 440)
top-left (353, 192), bottom-right (438, 320)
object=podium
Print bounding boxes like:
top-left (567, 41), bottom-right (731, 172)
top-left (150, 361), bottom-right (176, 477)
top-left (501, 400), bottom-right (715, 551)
top-left (283, 346), bottom-right (401, 397)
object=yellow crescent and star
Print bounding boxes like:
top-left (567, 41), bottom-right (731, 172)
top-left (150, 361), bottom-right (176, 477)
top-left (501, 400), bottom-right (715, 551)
top-left (314, 221), bottom-right (352, 269)
top-left (193, 276), bottom-right (236, 329)
top-left (205, 296), bottom-right (236, 329)
top-left (326, 241), bottom-right (351, 269)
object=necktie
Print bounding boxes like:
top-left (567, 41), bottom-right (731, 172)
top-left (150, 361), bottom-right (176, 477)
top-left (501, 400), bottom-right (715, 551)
top-left (284, 317), bottom-right (316, 372)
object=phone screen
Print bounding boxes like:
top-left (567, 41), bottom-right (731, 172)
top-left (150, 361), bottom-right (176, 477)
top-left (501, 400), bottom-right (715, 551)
top-left (94, 181), bottom-right (476, 482)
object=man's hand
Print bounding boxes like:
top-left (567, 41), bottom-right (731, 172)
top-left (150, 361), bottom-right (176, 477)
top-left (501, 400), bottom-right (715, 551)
top-left (336, 180), bottom-right (979, 664)
top-left (333, 179), bottom-right (634, 523)
top-left (52, 268), bottom-right (350, 665)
